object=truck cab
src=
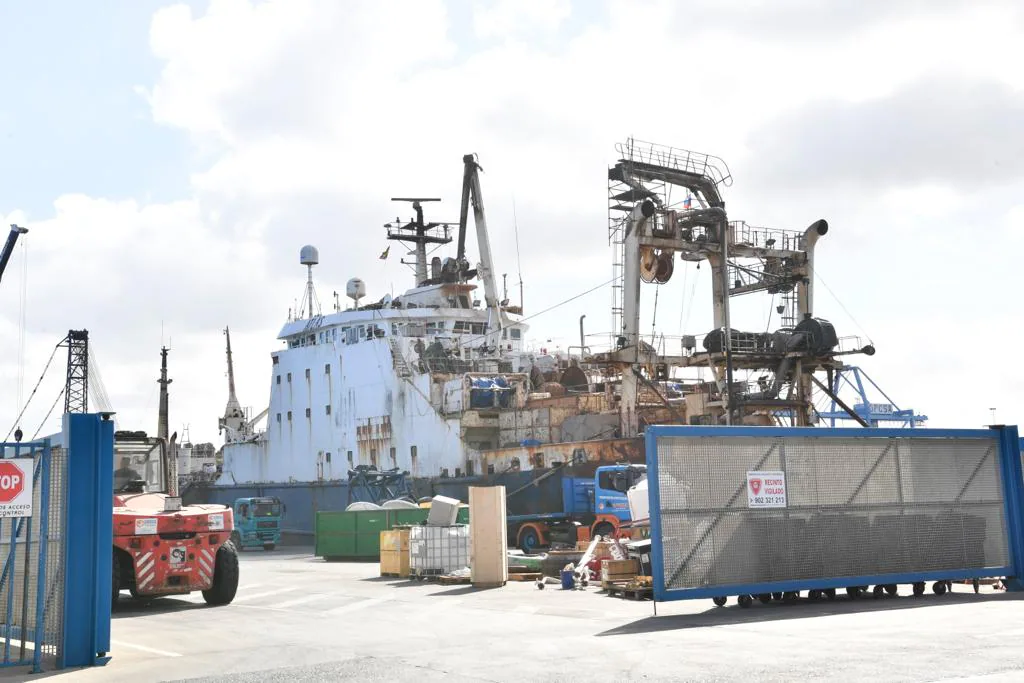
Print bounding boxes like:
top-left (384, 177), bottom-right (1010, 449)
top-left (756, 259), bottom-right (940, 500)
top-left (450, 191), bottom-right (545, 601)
top-left (591, 464), bottom-right (646, 537)
top-left (230, 497), bottom-right (284, 551)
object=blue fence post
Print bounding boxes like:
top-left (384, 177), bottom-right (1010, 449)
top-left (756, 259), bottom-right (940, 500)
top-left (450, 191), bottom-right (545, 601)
top-left (996, 425), bottom-right (1024, 592)
top-left (60, 413), bottom-right (113, 668)
top-left (645, 426), bottom-right (666, 602)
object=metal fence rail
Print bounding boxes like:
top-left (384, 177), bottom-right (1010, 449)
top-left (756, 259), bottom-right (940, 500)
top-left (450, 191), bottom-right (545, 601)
top-left (646, 426), bottom-right (1024, 602)
top-left (0, 440), bottom-right (64, 672)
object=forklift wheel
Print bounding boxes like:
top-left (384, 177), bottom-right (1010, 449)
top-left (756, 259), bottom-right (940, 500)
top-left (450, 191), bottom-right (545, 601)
top-left (202, 541), bottom-right (240, 606)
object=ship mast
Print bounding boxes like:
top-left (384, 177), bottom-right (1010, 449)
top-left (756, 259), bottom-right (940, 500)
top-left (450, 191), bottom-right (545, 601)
top-left (386, 198), bottom-right (455, 288)
top-left (157, 345), bottom-right (171, 442)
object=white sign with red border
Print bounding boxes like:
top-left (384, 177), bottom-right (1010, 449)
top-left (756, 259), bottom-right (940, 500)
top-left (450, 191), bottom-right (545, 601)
top-left (0, 458), bottom-right (33, 518)
top-left (747, 471), bottom-right (787, 508)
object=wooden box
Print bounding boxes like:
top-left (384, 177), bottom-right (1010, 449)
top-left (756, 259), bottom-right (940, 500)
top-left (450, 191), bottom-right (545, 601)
top-left (469, 486), bottom-right (508, 587)
top-left (380, 529), bottom-right (411, 577)
top-left (601, 558), bottom-right (639, 583)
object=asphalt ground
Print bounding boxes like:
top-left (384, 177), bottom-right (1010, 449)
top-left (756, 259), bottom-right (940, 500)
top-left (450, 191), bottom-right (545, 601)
top-left (8, 547), bottom-right (1024, 682)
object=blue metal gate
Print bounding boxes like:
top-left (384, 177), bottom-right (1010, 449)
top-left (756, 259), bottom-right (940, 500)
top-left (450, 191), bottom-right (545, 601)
top-left (646, 425), bottom-right (1024, 602)
top-left (0, 438), bottom-right (64, 673)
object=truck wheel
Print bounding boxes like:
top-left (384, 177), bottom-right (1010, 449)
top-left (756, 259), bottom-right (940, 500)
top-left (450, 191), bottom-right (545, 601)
top-left (263, 543), bottom-right (275, 551)
top-left (231, 531), bottom-right (243, 552)
top-left (592, 522), bottom-right (615, 541)
top-left (518, 527), bottom-right (540, 554)
top-left (202, 541), bottom-right (240, 606)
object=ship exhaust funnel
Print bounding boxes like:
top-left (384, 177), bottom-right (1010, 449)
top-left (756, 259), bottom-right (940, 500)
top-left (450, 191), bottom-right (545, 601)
top-left (799, 219), bottom-right (828, 320)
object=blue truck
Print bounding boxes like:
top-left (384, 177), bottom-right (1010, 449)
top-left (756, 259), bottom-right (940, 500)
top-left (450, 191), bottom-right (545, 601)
top-left (507, 463), bottom-right (646, 553)
top-left (229, 496), bottom-right (284, 551)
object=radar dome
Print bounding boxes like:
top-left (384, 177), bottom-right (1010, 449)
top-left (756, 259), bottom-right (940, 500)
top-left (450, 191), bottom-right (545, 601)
top-left (346, 278), bottom-right (366, 301)
top-left (300, 245), bottom-right (319, 266)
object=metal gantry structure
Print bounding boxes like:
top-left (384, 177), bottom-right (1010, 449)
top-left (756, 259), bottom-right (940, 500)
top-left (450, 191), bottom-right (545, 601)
top-left (598, 138), bottom-right (877, 434)
top-left (62, 330), bottom-right (89, 414)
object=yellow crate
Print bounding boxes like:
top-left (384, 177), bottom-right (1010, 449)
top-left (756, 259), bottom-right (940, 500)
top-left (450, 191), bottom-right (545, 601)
top-left (380, 529), bottom-right (410, 553)
top-left (380, 550), bottom-right (410, 577)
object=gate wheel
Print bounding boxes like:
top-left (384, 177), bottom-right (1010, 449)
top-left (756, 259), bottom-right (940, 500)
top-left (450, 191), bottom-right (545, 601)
top-left (912, 582), bottom-right (926, 597)
top-left (712, 596), bottom-right (727, 607)
top-left (885, 584), bottom-right (898, 597)
top-left (932, 581), bottom-right (947, 596)
top-left (737, 594), bottom-right (753, 608)
top-left (757, 593), bottom-right (772, 604)
top-left (824, 588), bottom-right (837, 600)
top-left (872, 585), bottom-right (885, 599)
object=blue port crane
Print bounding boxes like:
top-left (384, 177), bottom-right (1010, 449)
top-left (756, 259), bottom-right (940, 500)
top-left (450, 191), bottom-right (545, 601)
top-left (817, 365), bottom-right (927, 428)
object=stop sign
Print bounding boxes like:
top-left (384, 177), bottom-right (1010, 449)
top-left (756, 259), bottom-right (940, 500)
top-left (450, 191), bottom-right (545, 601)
top-left (0, 461), bottom-right (25, 503)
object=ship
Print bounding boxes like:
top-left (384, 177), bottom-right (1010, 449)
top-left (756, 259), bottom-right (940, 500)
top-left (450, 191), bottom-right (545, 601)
top-left (188, 142), bottom-right (924, 534)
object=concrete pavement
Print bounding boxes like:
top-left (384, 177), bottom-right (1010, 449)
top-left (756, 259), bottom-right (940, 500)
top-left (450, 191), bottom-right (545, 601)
top-left (18, 547), bottom-right (1024, 682)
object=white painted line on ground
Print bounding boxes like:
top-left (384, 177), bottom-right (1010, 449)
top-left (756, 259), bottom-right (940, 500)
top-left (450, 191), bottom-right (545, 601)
top-left (111, 640), bottom-right (182, 658)
top-left (324, 596), bottom-right (392, 616)
top-left (232, 587), bottom-right (301, 603)
top-left (265, 593), bottom-right (325, 610)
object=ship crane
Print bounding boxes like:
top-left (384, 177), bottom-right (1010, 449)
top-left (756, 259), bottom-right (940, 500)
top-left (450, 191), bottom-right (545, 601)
top-left (0, 224), bottom-right (28, 287)
top-left (219, 326), bottom-right (266, 443)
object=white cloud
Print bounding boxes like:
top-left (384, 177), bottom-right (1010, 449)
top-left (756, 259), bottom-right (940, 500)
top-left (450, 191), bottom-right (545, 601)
top-left (472, 0), bottom-right (572, 39)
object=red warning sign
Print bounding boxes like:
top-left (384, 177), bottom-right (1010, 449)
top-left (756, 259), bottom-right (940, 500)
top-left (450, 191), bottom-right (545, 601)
top-left (0, 459), bottom-right (32, 517)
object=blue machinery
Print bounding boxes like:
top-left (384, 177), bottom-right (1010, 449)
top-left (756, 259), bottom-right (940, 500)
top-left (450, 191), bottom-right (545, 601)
top-left (818, 365), bottom-right (928, 428)
top-left (0, 413), bottom-right (112, 672)
top-left (646, 424), bottom-right (1024, 605)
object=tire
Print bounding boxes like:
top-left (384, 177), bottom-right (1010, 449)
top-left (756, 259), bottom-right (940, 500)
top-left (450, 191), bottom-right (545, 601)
top-left (712, 596), bottom-right (727, 607)
top-left (518, 527), bottom-right (541, 554)
top-left (202, 541), bottom-right (240, 606)
top-left (592, 522), bottom-right (615, 541)
top-left (263, 543), bottom-right (276, 551)
top-left (231, 531), bottom-right (243, 552)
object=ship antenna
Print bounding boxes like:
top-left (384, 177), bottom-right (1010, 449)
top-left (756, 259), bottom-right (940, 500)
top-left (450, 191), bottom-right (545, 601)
top-left (513, 195), bottom-right (524, 313)
top-left (298, 245), bottom-right (321, 319)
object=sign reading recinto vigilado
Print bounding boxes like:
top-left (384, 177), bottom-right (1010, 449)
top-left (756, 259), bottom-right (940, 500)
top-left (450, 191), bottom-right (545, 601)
top-left (0, 459), bottom-right (33, 518)
top-left (747, 470), bottom-right (787, 508)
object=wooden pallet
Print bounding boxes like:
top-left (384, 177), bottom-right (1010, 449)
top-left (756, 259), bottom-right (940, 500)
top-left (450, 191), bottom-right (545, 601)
top-left (604, 583), bottom-right (653, 601)
top-left (507, 572), bottom-right (542, 582)
top-left (437, 574), bottom-right (471, 585)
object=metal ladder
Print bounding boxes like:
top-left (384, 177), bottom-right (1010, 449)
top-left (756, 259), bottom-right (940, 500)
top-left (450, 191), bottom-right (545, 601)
top-left (387, 337), bottom-right (413, 378)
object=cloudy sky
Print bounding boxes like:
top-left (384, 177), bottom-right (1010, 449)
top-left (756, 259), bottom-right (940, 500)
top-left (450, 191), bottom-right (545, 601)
top-left (0, 0), bottom-right (1021, 444)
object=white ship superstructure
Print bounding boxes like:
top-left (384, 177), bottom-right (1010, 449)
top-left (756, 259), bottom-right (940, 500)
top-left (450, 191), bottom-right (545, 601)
top-left (218, 155), bottom-right (540, 484)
